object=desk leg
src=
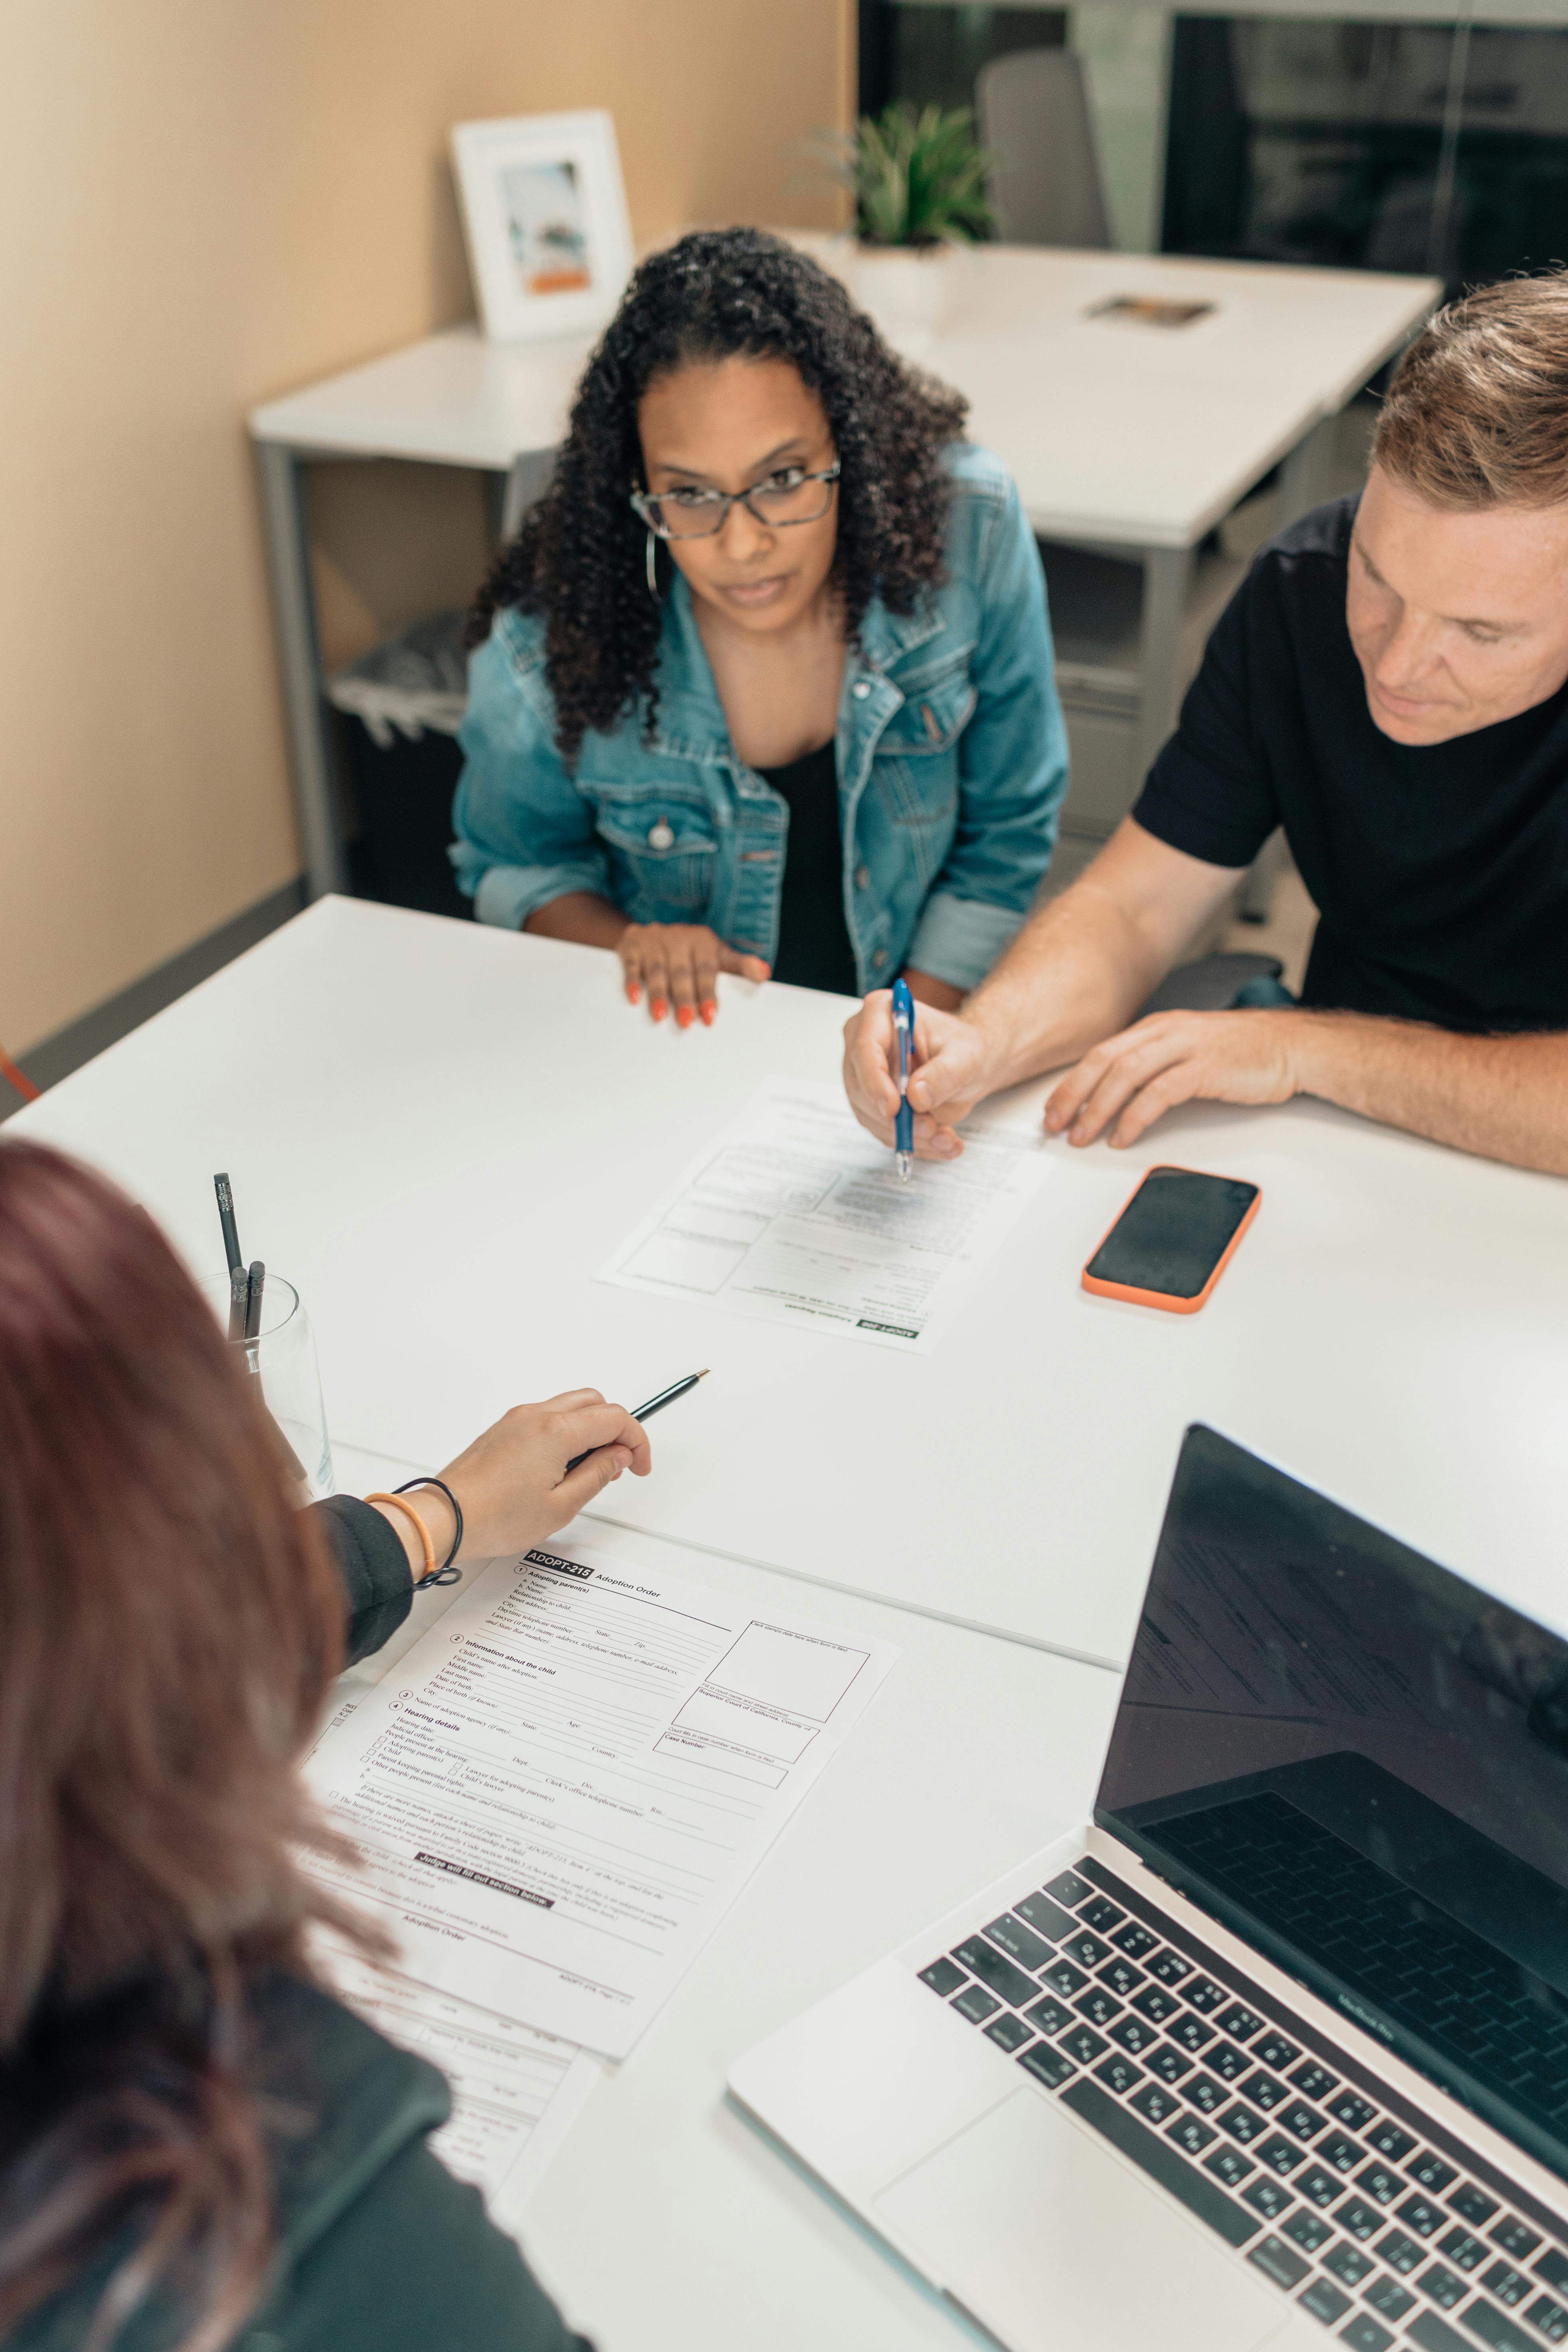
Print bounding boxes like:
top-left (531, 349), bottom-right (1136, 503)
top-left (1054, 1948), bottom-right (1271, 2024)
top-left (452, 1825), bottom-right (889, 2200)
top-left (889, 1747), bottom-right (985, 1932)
top-left (1137, 546), bottom-right (1192, 784)
top-left (1277, 413), bottom-right (1336, 530)
top-left (254, 440), bottom-right (347, 900)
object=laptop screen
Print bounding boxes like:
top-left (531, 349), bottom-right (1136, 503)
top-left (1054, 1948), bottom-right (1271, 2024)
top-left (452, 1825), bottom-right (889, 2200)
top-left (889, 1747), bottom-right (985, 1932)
top-left (1096, 1424), bottom-right (1568, 2182)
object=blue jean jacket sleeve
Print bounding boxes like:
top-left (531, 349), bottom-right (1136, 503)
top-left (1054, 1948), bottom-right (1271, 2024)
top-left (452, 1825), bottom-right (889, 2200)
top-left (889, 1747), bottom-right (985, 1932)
top-left (449, 628), bottom-right (610, 930)
top-left (905, 478), bottom-right (1068, 990)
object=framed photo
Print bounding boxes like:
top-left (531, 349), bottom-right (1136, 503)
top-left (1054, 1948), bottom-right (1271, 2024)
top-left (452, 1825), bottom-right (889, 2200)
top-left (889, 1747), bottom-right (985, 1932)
top-left (451, 110), bottom-right (634, 343)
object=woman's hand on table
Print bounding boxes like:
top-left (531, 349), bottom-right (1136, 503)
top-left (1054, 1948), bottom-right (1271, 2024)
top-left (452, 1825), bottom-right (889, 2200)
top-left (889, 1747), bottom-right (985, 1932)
top-left (617, 923), bottom-right (769, 1026)
top-left (370, 1391), bottom-right (652, 1573)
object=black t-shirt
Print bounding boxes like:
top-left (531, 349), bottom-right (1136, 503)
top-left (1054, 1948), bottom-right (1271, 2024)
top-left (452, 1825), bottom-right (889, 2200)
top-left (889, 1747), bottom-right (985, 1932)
top-left (756, 740), bottom-right (859, 996)
top-left (1133, 493), bottom-right (1568, 1034)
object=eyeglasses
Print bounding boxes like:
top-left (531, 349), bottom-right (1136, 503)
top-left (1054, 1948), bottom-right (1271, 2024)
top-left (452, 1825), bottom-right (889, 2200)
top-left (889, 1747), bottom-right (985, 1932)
top-left (630, 463), bottom-right (841, 541)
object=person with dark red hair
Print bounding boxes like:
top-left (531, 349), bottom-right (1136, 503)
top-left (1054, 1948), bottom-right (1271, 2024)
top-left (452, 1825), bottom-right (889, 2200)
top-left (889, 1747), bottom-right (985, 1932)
top-left (0, 1137), bottom-right (648, 2350)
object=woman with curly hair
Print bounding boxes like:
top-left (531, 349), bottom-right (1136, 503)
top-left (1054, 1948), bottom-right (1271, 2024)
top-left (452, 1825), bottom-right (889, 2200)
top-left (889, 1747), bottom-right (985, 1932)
top-left (454, 227), bottom-right (1068, 1024)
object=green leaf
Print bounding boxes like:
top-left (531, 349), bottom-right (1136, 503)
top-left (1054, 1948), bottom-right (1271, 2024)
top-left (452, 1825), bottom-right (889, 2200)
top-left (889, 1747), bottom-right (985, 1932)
top-left (811, 100), bottom-right (997, 249)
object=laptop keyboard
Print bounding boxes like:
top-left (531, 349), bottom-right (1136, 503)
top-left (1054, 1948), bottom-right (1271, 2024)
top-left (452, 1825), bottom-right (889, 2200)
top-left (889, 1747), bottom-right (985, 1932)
top-left (918, 1858), bottom-right (1568, 2352)
top-left (1152, 1794), bottom-right (1568, 2141)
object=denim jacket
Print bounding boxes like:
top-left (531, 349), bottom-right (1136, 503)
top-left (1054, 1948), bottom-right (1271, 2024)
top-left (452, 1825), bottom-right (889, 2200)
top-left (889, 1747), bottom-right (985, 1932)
top-left (451, 443), bottom-right (1068, 992)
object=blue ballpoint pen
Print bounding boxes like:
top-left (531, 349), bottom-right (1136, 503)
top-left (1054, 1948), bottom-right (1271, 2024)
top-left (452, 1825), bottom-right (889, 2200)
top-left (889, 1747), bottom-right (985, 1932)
top-left (891, 976), bottom-right (915, 1182)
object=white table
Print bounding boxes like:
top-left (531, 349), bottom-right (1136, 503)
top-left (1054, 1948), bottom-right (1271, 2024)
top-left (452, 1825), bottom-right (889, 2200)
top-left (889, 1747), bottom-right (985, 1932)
top-left (327, 1462), bottom-right (1116, 2352)
top-left (19, 895), bottom-right (1568, 1675)
top-left (516, 1529), bottom-right (1111, 2352)
top-left (17, 894), bottom-right (1568, 2347)
top-left (248, 244), bottom-right (1437, 897)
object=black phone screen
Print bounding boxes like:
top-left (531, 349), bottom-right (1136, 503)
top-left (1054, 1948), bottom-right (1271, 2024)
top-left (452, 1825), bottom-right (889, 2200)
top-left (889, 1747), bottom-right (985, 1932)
top-left (1085, 1166), bottom-right (1259, 1300)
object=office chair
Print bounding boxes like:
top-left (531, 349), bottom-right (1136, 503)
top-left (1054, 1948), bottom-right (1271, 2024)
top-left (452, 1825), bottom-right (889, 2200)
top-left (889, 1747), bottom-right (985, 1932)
top-left (976, 48), bottom-right (1113, 249)
top-left (500, 445), bottom-right (557, 541)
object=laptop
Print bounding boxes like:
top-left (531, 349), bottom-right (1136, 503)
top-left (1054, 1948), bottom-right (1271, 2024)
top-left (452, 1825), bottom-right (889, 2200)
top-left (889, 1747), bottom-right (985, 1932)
top-left (729, 1426), bottom-right (1568, 2352)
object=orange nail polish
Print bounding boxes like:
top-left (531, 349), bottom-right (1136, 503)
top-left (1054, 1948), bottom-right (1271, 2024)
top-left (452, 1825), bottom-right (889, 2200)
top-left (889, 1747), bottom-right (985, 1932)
top-left (652, 997), bottom-right (667, 1022)
top-left (627, 981), bottom-right (641, 1005)
top-left (676, 1005), bottom-right (694, 1030)
top-left (699, 1000), bottom-right (716, 1026)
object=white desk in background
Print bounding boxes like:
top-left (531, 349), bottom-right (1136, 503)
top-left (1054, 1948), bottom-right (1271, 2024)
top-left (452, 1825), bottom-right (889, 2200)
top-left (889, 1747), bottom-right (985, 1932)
top-left (326, 1454), bottom-right (1118, 2352)
top-left (247, 243), bottom-right (1437, 899)
top-left (18, 896), bottom-right (1568, 1674)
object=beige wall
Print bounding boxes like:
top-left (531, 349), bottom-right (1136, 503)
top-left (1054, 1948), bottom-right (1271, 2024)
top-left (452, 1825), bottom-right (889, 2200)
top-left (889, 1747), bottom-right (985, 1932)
top-left (0, 0), bottom-right (852, 1054)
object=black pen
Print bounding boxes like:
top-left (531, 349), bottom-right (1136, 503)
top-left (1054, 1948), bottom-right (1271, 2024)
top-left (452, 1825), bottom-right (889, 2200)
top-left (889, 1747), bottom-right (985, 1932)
top-left (243, 1260), bottom-right (265, 1375)
top-left (239, 1258), bottom-right (308, 1482)
top-left (565, 1369), bottom-right (709, 1472)
top-left (227, 1263), bottom-right (250, 1343)
top-left (214, 1173), bottom-right (242, 1277)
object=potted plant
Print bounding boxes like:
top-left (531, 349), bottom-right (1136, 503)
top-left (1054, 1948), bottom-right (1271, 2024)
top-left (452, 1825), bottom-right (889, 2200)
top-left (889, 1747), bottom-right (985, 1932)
top-left (822, 102), bottom-right (995, 336)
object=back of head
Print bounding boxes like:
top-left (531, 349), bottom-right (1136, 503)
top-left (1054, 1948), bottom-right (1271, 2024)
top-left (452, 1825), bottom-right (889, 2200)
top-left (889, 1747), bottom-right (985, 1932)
top-left (1375, 270), bottom-right (1568, 510)
top-left (0, 1141), bottom-right (350, 2350)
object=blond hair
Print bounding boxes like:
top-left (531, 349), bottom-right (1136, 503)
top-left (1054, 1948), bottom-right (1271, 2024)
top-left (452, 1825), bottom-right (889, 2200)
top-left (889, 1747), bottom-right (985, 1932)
top-left (1375, 271), bottom-right (1568, 510)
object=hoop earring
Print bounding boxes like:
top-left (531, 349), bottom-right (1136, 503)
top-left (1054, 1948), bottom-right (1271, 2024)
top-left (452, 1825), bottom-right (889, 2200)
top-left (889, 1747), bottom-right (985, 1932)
top-left (645, 529), bottom-right (662, 602)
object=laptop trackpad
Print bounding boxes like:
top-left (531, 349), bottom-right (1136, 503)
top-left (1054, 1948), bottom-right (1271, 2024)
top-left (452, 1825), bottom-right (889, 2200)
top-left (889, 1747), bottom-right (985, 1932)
top-left (876, 2088), bottom-right (1288, 2352)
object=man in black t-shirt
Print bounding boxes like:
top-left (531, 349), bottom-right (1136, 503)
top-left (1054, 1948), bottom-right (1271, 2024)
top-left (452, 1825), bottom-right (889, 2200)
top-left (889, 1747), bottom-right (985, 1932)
top-left (842, 272), bottom-right (1568, 1178)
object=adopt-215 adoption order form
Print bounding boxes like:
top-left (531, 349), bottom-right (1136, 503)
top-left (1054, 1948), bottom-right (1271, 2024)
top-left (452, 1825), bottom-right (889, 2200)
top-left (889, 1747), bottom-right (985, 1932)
top-left (303, 1539), bottom-right (896, 2057)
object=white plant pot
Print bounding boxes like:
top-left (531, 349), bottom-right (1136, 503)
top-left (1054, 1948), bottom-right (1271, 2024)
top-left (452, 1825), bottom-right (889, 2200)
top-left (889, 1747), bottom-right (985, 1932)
top-left (850, 242), bottom-right (952, 347)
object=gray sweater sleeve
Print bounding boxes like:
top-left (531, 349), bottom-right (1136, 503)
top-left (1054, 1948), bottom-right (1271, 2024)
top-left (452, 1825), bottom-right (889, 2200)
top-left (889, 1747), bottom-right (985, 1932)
top-left (264, 2133), bottom-right (595, 2352)
top-left (309, 1495), bottom-right (415, 1667)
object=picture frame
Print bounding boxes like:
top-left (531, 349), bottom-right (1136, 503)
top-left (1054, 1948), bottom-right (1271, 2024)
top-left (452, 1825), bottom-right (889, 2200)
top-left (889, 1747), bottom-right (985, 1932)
top-left (450, 110), bottom-right (634, 344)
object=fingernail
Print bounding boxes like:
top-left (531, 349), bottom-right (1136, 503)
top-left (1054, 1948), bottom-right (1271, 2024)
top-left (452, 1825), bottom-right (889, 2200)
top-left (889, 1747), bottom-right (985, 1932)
top-left (700, 1000), bottom-right (716, 1026)
top-left (676, 1005), bottom-right (693, 1030)
top-left (627, 981), bottom-right (641, 1005)
top-left (652, 997), bottom-right (667, 1022)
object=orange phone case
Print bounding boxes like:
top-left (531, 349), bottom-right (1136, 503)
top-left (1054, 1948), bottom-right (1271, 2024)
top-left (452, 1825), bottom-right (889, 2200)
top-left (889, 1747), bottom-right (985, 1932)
top-left (1080, 1164), bottom-right (1261, 1316)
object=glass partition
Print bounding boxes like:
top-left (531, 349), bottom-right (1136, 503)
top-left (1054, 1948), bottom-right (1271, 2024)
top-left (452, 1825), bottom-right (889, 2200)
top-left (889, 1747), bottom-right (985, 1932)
top-left (1163, 15), bottom-right (1568, 289)
top-left (857, 0), bottom-right (1068, 125)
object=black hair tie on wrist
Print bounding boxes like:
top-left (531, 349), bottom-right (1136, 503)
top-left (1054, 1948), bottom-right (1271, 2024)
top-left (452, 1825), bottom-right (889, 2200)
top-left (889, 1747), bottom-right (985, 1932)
top-left (394, 1476), bottom-right (464, 1587)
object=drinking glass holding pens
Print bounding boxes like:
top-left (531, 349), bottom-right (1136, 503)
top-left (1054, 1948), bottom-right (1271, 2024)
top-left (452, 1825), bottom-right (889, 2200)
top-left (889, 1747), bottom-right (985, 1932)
top-left (199, 1270), bottom-right (333, 1498)
top-left (208, 1172), bottom-right (332, 1497)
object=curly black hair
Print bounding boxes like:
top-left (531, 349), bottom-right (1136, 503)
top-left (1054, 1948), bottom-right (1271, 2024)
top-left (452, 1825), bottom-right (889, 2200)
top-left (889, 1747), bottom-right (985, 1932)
top-left (465, 227), bottom-right (969, 764)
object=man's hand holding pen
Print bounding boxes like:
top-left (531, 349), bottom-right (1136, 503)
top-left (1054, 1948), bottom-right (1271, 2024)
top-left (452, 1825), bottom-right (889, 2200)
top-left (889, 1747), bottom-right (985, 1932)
top-left (843, 990), bottom-right (993, 1164)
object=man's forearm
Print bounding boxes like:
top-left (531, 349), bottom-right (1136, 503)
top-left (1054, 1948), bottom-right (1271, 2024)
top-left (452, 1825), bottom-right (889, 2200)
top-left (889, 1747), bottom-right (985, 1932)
top-left (961, 882), bottom-right (1176, 1091)
top-left (1295, 1012), bottom-right (1568, 1175)
top-left (954, 820), bottom-right (1246, 1097)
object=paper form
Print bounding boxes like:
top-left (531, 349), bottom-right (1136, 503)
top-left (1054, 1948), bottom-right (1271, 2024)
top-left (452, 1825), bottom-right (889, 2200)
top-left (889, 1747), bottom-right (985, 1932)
top-left (320, 1942), bottom-right (605, 2225)
top-left (301, 1537), bottom-right (897, 2057)
top-left (597, 1076), bottom-right (1051, 1351)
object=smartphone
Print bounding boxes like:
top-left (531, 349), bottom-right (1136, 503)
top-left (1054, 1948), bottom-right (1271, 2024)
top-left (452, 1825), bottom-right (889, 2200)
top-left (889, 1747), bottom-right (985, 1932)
top-left (1081, 1164), bottom-right (1261, 1315)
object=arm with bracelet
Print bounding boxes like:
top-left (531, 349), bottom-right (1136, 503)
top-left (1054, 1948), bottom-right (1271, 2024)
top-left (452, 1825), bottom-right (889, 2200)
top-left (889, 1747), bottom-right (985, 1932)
top-left (311, 1391), bottom-right (653, 1668)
